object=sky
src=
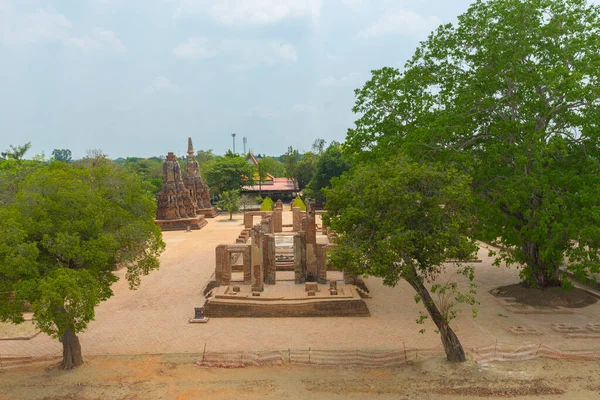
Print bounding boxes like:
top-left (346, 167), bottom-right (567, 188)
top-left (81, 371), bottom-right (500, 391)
top-left (0, 0), bottom-right (478, 159)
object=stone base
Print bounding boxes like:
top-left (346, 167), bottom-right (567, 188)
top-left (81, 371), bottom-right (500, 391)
top-left (204, 284), bottom-right (370, 317)
top-left (155, 216), bottom-right (208, 231)
top-left (188, 317), bottom-right (210, 323)
top-left (197, 207), bottom-right (218, 218)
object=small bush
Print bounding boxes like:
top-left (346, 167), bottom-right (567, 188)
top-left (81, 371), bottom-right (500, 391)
top-left (260, 196), bottom-right (274, 211)
top-left (292, 196), bottom-right (306, 210)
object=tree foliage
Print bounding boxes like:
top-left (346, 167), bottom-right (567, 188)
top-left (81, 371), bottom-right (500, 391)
top-left (202, 154), bottom-right (254, 195)
top-left (240, 194), bottom-right (258, 211)
top-left (217, 190), bottom-right (241, 220)
top-left (256, 159), bottom-right (269, 196)
top-left (0, 162), bottom-right (165, 369)
top-left (0, 159), bottom-right (45, 207)
top-left (282, 146), bottom-right (300, 184)
top-left (52, 149), bottom-right (72, 163)
top-left (346, 0), bottom-right (600, 288)
top-left (305, 142), bottom-right (350, 203)
top-left (324, 157), bottom-right (478, 362)
top-left (312, 138), bottom-right (327, 155)
top-left (296, 152), bottom-right (319, 191)
top-left (258, 156), bottom-right (285, 177)
top-left (195, 149), bottom-right (215, 167)
top-left (120, 157), bottom-right (164, 196)
top-left (1, 142), bottom-right (31, 160)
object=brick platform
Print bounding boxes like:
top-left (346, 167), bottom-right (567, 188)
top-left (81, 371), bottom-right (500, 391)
top-left (204, 284), bottom-right (370, 317)
top-left (155, 216), bottom-right (207, 231)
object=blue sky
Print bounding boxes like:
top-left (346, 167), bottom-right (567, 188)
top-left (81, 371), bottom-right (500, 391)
top-left (0, 0), bottom-right (477, 159)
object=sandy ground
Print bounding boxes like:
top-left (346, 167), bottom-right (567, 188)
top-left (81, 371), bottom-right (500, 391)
top-left (1, 354), bottom-right (600, 399)
top-left (0, 321), bottom-right (37, 339)
top-left (1, 210), bottom-right (600, 359)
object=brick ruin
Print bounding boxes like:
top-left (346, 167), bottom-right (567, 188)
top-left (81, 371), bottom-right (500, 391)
top-left (203, 199), bottom-right (370, 317)
top-left (155, 152), bottom-right (207, 231)
top-left (184, 137), bottom-right (217, 218)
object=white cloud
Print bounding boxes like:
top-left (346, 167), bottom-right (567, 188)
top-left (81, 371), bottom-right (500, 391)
top-left (174, 0), bottom-right (322, 25)
top-left (224, 39), bottom-right (296, 68)
top-left (357, 9), bottom-right (441, 39)
top-left (90, 0), bottom-right (122, 4)
top-left (67, 28), bottom-right (126, 52)
top-left (173, 37), bottom-right (218, 60)
top-left (246, 105), bottom-right (276, 118)
top-left (292, 104), bottom-right (318, 113)
top-left (146, 76), bottom-right (180, 94)
top-left (1, 7), bottom-right (72, 45)
top-left (173, 38), bottom-right (297, 68)
top-left (341, 0), bottom-right (362, 10)
top-left (0, 4), bottom-right (125, 53)
top-left (319, 72), bottom-right (360, 87)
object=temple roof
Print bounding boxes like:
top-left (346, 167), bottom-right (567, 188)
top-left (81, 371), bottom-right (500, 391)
top-left (245, 152), bottom-right (274, 182)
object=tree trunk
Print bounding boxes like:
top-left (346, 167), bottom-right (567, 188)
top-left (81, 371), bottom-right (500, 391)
top-left (229, 211), bottom-right (233, 220)
top-left (406, 270), bottom-right (466, 362)
top-left (59, 328), bottom-right (83, 369)
top-left (522, 242), bottom-right (561, 288)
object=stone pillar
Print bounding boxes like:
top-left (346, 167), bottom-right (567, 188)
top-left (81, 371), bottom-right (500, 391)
top-left (261, 215), bottom-right (273, 235)
top-left (306, 199), bottom-right (317, 245)
top-left (273, 209), bottom-right (282, 233)
top-left (292, 207), bottom-right (302, 232)
top-left (344, 269), bottom-right (358, 285)
top-left (316, 244), bottom-right (328, 284)
top-left (294, 234), bottom-right (306, 284)
top-left (305, 199), bottom-right (318, 280)
top-left (215, 245), bottom-right (231, 286)
top-left (275, 199), bottom-right (283, 210)
top-left (244, 212), bottom-right (254, 229)
top-left (251, 227), bottom-right (264, 291)
top-left (243, 245), bottom-right (252, 284)
top-left (263, 234), bottom-right (276, 284)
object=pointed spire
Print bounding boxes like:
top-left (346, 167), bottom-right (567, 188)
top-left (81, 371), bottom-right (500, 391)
top-left (187, 137), bottom-right (194, 157)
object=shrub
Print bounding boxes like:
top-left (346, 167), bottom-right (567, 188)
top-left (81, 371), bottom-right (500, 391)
top-left (292, 196), bottom-right (306, 210)
top-left (260, 196), bottom-right (274, 211)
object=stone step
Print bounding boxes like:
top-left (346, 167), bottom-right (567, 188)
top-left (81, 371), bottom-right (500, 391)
top-left (354, 285), bottom-right (372, 299)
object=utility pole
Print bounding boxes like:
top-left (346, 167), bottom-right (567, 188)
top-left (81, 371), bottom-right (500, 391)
top-left (243, 137), bottom-right (247, 154)
top-left (231, 133), bottom-right (236, 154)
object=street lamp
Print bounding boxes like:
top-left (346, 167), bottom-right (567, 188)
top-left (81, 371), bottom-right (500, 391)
top-left (231, 133), bottom-right (236, 154)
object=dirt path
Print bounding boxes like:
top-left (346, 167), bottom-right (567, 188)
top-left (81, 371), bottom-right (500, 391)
top-left (1, 355), bottom-right (599, 399)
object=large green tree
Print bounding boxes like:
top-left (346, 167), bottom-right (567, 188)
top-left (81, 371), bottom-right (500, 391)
top-left (324, 157), bottom-right (477, 362)
top-left (281, 146), bottom-right (300, 186)
top-left (305, 142), bottom-right (351, 204)
top-left (296, 152), bottom-right (319, 191)
top-left (0, 159), bottom-right (44, 207)
top-left (202, 153), bottom-right (254, 195)
top-left (121, 157), bottom-right (164, 196)
top-left (0, 162), bottom-right (165, 369)
top-left (346, 0), bottom-right (600, 288)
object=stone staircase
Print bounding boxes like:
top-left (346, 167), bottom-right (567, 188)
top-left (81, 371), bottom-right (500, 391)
top-left (353, 285), bottom-right (372, 299)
